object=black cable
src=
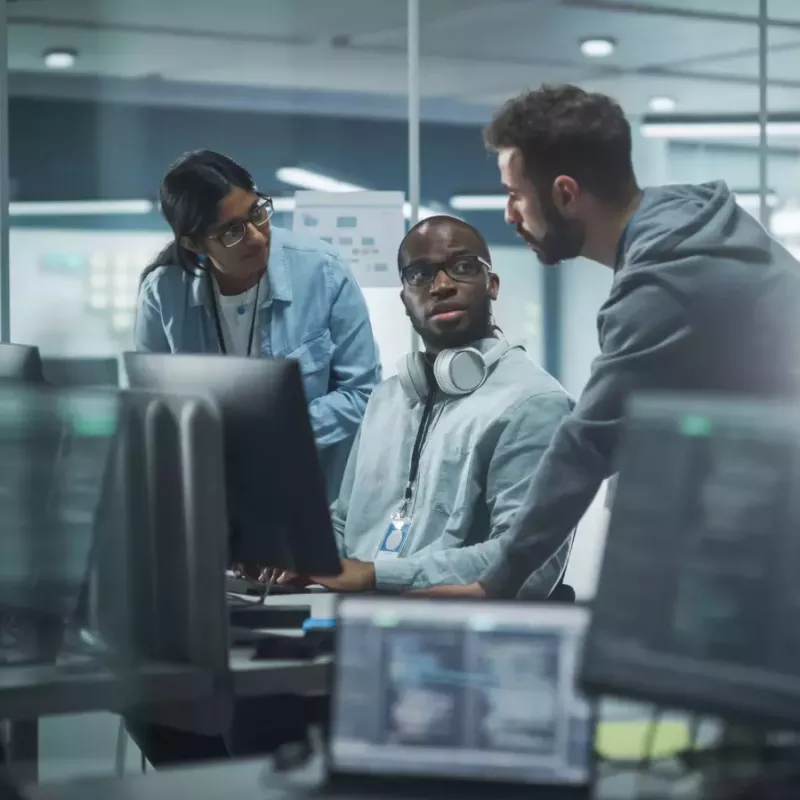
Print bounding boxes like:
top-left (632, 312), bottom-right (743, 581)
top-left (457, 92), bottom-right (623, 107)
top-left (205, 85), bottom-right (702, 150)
top-left (638, 707), bottom-right (662, 772)
top-left (687, 713), bottom-right (701, 752)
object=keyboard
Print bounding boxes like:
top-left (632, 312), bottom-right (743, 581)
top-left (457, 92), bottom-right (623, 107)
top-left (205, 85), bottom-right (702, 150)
top-left (225, 575), bottom-right (310, 596)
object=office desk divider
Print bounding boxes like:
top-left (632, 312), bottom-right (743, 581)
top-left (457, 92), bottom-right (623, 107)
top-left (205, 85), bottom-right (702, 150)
top-left (89, 390), bottom-right (232, 736)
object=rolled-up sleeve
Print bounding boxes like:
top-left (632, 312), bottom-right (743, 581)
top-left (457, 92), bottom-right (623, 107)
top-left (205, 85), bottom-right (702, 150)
top-left (374, 391), bottom-right (572, 592)
top-left (308, 257), bottom-right (381, 450)
top-left (134, 275), bottom-right (170, 353)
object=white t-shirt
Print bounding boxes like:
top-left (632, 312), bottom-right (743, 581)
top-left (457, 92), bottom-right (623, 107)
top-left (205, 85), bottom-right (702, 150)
top-left (213, 276), bottom-right (264, 356)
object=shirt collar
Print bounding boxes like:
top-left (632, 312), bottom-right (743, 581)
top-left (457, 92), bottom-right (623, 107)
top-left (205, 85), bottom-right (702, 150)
top-left (187, 228), bottom-right (293, 307)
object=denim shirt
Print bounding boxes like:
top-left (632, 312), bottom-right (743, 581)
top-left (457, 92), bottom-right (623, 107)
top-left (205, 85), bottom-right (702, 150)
top-left (135, 226), bottom-right (382, 499)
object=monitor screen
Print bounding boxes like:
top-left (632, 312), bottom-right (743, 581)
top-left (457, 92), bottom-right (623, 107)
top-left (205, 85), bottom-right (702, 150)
top-left (581, 393), bottom-right (800, 728)
top-left (331, 597), bottom-right (593, 787)
top-left (0, 388), bottom-right (118, 663)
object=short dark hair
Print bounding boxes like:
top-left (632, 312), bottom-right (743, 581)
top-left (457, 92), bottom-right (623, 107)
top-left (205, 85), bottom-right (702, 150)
top-left (484, 84), bottom-right (637, 204)
top-left (397, 215), bottom-right (491, 271)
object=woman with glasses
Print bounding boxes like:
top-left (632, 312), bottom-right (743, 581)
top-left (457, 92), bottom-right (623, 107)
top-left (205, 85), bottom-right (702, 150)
top-left (130, 150), bottom-right (379, 768)
top-left (136, 150), bottom-right (381, 501)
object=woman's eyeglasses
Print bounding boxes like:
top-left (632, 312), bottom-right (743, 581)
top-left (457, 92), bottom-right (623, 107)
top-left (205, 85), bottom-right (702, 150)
top-left (401, 255), bottom-right (491, 288)
top-left (212, 197), bottom-right (274, 249)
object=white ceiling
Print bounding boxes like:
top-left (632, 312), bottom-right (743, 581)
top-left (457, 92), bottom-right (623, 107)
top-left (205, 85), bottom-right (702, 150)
top-left (7, 0), bottom-right (800, 121)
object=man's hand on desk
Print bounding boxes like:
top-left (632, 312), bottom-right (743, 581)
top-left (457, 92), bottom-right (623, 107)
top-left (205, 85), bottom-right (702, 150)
top-left (276, 559), bottom-right (376, 592)
top-left (409, 582), bottom-right (487, 598)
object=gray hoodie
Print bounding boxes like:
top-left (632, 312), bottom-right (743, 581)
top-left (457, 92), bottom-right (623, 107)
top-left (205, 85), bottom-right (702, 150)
top-left (332, 339), bottom-right (572, 592)
top-left (483, 180), bottom-right (800, 599)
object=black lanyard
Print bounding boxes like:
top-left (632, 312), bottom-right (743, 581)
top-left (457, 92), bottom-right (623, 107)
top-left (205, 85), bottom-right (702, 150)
top-left (399, 385), bottom-right (437, 517)
top-left (206, 272), bottom-right (260, 356)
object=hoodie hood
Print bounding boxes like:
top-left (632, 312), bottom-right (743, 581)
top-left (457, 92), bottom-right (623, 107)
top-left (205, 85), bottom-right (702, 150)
top-left (617, 180), bottom-right (774, 272)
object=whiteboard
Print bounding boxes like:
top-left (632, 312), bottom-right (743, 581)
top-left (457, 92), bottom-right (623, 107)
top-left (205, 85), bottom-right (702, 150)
top-left (8, 227), bottom-right (412, 376)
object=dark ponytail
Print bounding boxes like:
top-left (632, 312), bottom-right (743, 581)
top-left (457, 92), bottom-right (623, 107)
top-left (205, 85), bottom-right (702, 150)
top-left (140, 150), bottom-right (257, 286)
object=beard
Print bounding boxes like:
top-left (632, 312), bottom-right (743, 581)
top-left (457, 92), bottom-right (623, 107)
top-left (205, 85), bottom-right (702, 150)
top-left (410, 292), bottom-right (493, 353)
top-left (518, 201), bottom-right (585, 266)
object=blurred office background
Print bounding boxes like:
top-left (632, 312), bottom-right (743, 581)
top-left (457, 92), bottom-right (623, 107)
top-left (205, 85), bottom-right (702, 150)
top-left (2, 0), bottom-right (797, 780)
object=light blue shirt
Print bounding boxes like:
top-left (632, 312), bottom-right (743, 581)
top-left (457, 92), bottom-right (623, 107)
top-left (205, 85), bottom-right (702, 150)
top-left (333, 339), bottom-right (573, 592)
top-left (135, 226), bottom-right (382, 499)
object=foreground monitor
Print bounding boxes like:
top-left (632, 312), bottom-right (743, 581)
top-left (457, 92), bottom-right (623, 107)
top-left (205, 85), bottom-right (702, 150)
top-left (581, 393), bottom-right (800, 729)
top-left (123, 352), bottom-right (341, 576)
top-left (0, 387), bottom-right (118, 664)
top-left (331, 596), bottom-right (594, 797)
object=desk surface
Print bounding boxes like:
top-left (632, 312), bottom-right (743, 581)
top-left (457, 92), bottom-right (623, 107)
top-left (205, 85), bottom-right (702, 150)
top-left (0, 660), bottom-right (213, 721)
top-left (2, 593), bottom-right (335, 722)
top-left (24, 756), bottom-right (702, 800)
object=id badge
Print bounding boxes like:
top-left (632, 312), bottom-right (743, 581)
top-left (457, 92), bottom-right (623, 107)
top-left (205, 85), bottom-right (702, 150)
top-left (376, 517), bottom-right (410, 560)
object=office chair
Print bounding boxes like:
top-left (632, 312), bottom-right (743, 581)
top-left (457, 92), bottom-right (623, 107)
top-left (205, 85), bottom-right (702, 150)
top-left (0, 343), bottom-right (45, 384)
top-left (550, 580), bottom-right (576, 603)
top-left (41, 357), bottom-right (119, 387)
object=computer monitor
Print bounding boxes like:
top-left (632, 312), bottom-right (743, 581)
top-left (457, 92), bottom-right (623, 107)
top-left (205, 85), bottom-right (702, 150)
top-left (0, 343), bottom-right (45, 384)
top-left (0, 386), bottom-right (119, 664)
top-left (123, 352), bottom-right (341, 576)
top-left (330, 596), bottom-right (594, 797)
top-left (581, 393), bottom-right (800, 729)
top-left (91, 390), bottom-right (229, 670)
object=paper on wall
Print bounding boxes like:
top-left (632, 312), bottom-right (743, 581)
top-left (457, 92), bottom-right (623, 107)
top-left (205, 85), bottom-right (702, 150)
top-left (292, 191), bottom-right (405, 288)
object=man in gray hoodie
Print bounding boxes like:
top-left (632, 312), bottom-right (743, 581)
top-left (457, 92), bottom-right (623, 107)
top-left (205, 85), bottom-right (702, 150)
top-left (285, 215), bottom-right (571, 593)
top-left (430, 84), bottom-right (800, 600)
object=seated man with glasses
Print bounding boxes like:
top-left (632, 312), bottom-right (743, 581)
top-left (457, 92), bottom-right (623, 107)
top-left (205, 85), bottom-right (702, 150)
top-left (136, 150), bottom-right (381, 502)
top-left (281, 215), bottom-right (572, 594)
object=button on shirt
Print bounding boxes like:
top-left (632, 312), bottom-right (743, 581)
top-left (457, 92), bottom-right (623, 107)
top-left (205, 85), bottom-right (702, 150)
top-left (134, 226), bottom-right (382, 499)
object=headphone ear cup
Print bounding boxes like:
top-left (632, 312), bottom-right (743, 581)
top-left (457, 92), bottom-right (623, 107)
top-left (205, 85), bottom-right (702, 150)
top-left (397, 353), bottom-right (430, 402)
top-left (434, 348), bottom-right (486, 396)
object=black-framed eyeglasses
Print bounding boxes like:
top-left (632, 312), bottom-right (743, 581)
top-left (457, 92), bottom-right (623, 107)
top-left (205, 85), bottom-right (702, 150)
top-left (210, 196), bottom-right (274, 249)
top-left (400, 255), bottom-right (492, 288)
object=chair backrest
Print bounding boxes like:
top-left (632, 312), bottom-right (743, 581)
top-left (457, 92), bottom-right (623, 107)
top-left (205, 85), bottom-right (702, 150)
top-left (0, 343), bottom-right (44, 384)
top-left (41, 357), bottom-right (119, 388)
top-left (549, 580), bottom-right (576, 603)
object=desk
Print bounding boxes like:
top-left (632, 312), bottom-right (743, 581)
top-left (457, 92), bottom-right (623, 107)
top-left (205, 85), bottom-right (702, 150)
top-left (1, 659), bottom-right (211, 785)
top-left (5, 594), bottom-right (335, 784)
top-left (24, 755), bottom-right (703, 800)
top-left (0, 661), bottom-right (212, 721)
top-left (229, 651), bottom-right (331, 698)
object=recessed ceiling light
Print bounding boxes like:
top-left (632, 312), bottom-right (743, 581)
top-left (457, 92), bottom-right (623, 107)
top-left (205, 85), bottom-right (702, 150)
top-left (579, 38), bottom-right (615, 58)
top-left (648, 95), bottom-right (677, 114)
top-left (44, 49), bottom-right (77, 70)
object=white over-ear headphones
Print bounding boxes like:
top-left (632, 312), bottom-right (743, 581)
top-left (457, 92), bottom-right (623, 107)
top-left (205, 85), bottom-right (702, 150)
top-left (397, 339), bottom-right (512, 402)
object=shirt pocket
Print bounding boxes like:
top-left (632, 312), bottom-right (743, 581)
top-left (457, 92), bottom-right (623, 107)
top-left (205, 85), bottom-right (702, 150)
top-left (284, 330), bottom-right (333, 401)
